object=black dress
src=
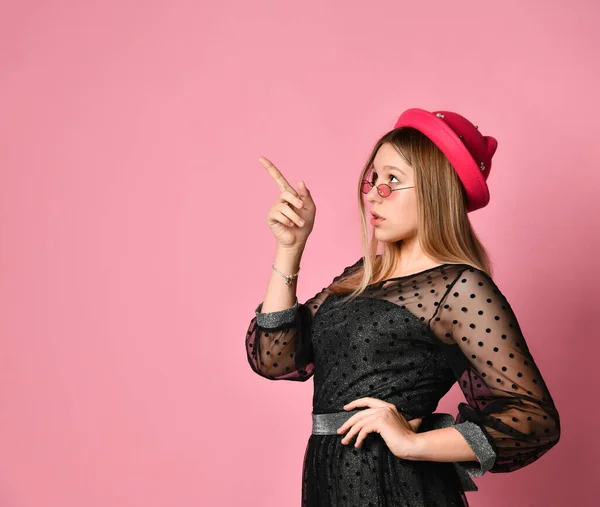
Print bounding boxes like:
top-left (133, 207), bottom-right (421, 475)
top-left (245, 257), bottom-right (561, 507)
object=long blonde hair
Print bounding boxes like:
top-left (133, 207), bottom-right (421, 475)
top-left (328, 126), bottom-right (493, 303)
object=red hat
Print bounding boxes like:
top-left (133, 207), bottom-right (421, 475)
top-left (393, 108), bottom-right (498, 212)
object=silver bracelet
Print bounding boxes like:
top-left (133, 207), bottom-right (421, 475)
top-left (272, 263), bottom-right (300, 286)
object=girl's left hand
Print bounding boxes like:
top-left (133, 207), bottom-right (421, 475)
top-left (336, 397), bottom-right (423, 459)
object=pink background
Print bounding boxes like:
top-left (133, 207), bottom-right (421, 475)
top-left (1, 0), bottom-right (598, 505)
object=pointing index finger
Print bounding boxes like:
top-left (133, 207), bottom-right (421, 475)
top-left (258, 156), bottom-right (298, 196)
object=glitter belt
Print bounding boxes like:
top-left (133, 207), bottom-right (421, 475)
top-left (310, 410), bottom-right (478, 492)
top-left (312, 409), bottom-right (366, 434)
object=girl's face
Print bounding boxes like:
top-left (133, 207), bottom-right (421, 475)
top-left (364, 143), bottom-right (418, 243)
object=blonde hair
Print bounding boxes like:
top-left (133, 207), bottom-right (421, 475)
top-left (328, 126), bottom-right (493, 303)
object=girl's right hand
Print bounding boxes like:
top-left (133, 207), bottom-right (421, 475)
top-left (259, 156), bottom-right (316, 249)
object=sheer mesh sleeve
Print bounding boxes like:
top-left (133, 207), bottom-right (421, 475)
top-left (430, 266), bottom-right (561, 476)
top-left (245, 257), bottom-right (364, 381)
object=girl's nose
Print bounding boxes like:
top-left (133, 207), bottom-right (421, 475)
top-left (366, 185), bottom-right (382, 201)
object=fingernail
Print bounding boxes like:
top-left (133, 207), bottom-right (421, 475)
top-left (298, 219), bottom-right (305, 226)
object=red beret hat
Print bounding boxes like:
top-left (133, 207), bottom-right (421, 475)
top-left (394, 108), bottom-right (498, 212)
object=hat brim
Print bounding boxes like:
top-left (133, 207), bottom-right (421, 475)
top-left (394, 108), bottom-right (489, 212)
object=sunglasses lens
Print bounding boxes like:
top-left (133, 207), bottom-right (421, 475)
top-left (361, 181), bottom-right (371, 194)
top-left (379, 185), bottom-right (391, 197)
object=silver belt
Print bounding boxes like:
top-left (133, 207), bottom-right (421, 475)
top-left (311, 410), bottom-right (478, 492)
top-left (312, 409), bottom-right (366, 434)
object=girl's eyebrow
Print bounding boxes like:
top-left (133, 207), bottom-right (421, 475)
top-left (370, 164), bottom-right (406, 176)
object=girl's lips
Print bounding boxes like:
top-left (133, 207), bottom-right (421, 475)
top-left (370, 216), bottom-right (385, 225)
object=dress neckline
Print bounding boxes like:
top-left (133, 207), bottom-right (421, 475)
top-left (370, 263), bottom-right (458, 286)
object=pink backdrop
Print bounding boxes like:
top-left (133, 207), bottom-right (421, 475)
top-left (1, 0), bottom-right (597, 505)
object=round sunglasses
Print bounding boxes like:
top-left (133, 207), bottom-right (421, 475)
top-left (361, 179), bottom-right (415, 198)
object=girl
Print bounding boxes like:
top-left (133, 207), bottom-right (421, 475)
top-left (245, 108), bottom-right (561, 506)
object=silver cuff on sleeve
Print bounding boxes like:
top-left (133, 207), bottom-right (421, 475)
top-left (254, 298), bottom-right (299, 329)
top-left (452, 421), bottom-right (497, 477)
top-left (417, 413), bottom-right (478, 492)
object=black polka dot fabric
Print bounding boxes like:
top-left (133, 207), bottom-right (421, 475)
top-left (245, 257), bottom-right (560, 506)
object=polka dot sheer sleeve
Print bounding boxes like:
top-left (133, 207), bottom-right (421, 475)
top-left (246, 257), bottom-right (364, 381)
top-left (430, 267), bottom-right (561, 475)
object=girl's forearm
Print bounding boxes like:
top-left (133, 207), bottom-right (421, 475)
top-left (407, 427), bottom-right (479, 463)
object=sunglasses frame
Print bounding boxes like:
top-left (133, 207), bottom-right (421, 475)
top-left (361, 179), bottom-right (415, 198)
